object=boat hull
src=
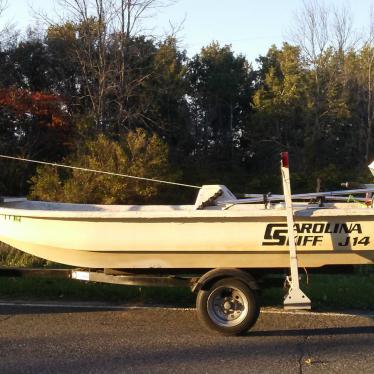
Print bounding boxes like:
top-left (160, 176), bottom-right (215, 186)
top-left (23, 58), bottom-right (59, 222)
top-left (1, 206), bottom-right (374, 268)
top-left (2, 236), bottom-right (374, 269)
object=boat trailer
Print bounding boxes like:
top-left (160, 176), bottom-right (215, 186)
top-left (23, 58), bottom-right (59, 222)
top-left (0, 152), bottom-right (372, 335)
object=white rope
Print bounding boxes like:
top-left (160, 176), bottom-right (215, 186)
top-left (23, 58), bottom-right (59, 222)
top-left (0, 154), bottom-right (202, 190)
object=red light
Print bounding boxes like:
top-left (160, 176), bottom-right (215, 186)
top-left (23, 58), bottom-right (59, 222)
top-left (281, 152), bottom-right (289, 168)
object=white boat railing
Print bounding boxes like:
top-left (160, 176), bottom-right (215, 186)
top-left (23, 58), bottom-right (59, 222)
top-left (218, 188), bottom-right (374, 206)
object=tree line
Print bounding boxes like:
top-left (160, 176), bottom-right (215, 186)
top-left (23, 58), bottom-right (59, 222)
top-left (0, 0), bottom-right (374, 203)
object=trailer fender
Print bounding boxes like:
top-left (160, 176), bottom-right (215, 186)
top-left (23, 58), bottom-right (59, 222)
top-left (192, 268), bottom-right (259, 293)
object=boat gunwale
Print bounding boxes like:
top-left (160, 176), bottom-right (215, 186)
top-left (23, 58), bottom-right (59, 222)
top-left (1, 202), bottom-right (374, 219)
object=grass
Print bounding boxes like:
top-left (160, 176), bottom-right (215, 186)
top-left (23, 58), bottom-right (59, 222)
top-left (262, 274), bottom-right (374, 310)
top-left (1, 245), bottom-right (374, 310)
top-left (0, 243), bottom-right (50, 268)
top-left (0, 277), bottom-right (196, 306)
top-left (0, 273), bottom-right (373, 310)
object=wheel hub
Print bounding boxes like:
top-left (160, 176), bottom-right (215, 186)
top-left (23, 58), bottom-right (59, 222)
top-left (207, 286), bottom-right (249, 327)
top-left (223, 300), bottom-right (232, 311)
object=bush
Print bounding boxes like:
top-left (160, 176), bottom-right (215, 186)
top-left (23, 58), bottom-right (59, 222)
top-left (0, 243), bottom-right (48, 267)
top-left (30, 129), bottom-right (179, 204)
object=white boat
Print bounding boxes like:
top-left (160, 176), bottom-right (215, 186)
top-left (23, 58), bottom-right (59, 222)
top-left (1, 153), bottom-right (374, 335)
top-left (1, 182), bottom-right (374, 269)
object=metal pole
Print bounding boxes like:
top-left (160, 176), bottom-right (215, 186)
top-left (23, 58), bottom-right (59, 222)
top-left (280, 152), bottom-right (311, 310)
top-left (223, 187), bottom-right (374, 205)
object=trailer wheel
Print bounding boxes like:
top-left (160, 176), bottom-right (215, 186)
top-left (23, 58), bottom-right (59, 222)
top-left (196, 277), bottom-right (260, 335)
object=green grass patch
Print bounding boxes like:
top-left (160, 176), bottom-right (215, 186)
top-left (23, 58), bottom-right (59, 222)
top-left (0, 277), bottom-right (195, 306)
top-left (0, 243), bottom-right (51, 268)
top-left (262, 274), bottom-right (374, 310)
top-left (1, 245), bottom-right (373, 310)
top-left (0, 274), bottom-right (373, 310)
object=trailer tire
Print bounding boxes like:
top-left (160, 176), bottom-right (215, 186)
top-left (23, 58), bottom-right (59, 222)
top-left (196, 277), bottom-right (260, 335)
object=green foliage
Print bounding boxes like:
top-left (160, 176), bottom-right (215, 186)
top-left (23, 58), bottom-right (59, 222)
top-left (1, 10), bottom-right (374, 200)
top-left (187, 42), bottom-right (253, 162)
top-left (262, 273), bottom-right (374, 309)
top-left (0, 271), bottom-right (373, 309)
top-left (29, 129), bottom-right (178, 204)
top-left (0, 276), bottom-right (195, 306)
top-left (0, 243), bottom-right (48, 267)
top-left (29, 167), bottom-right (62, 202)
top-left (250, 44), bottom-right (309, 173)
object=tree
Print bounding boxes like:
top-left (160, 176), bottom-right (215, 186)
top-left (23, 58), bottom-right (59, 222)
top-left (251, 44), bottom-right (309, 171)
top-left (357, 11), bottom-right (374, 164)
top-left (0, 79), bottom-right (75, 181)
top-left (140, 37), bottom-right (190, 159)
top-left (30, 128), bottom-right (178, 204)
top-left (0, 86), bottom-right (73, 194)
top-left (0, 0), bottom-right (15, 47)
top-left (48, 0), bottom-right (174, 133)
top-left (187, 42), bottom-right (253, 165)
top-left (290, 0), bottom-right (356, 168)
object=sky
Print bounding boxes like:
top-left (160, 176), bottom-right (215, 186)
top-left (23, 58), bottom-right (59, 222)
top-left (1, 0), bottom-right (374, 64)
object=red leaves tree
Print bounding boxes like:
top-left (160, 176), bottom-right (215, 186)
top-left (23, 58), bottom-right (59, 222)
top-left (0, 87), bottom-right (67, 128)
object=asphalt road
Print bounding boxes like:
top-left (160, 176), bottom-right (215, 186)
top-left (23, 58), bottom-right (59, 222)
top-left (0, 303), bottom-right (374, 374)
